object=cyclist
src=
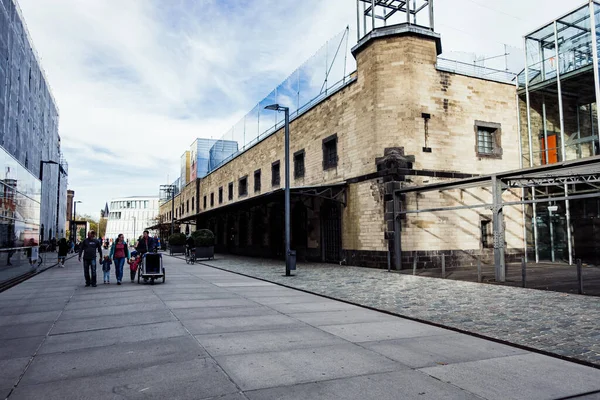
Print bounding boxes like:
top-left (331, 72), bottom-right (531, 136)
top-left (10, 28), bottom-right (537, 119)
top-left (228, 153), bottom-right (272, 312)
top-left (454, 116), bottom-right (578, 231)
top-left (185, 235), bottom-right (195, 261)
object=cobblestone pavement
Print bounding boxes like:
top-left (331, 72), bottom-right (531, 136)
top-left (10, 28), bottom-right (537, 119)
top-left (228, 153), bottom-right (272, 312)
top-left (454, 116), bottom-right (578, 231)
top-left (198, 255), bottom-right (600, 366)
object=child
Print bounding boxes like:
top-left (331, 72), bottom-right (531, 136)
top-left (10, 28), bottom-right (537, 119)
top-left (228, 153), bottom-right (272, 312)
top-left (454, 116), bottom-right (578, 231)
top-left (128, 255), bottom-right (141, 282)
top-left (101, 255), bottom-right (112, 284)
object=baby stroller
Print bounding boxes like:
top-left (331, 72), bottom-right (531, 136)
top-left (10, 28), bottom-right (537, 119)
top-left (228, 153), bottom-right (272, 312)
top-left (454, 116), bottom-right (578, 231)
top-left (138, 251), bottom-right (165, 284)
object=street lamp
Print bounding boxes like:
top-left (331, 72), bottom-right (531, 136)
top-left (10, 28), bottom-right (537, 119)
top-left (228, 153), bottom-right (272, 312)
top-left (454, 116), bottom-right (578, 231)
top-left (73, 200), bottom-right (82, 241)
top-left (264, 103), bottom-right (292, 276)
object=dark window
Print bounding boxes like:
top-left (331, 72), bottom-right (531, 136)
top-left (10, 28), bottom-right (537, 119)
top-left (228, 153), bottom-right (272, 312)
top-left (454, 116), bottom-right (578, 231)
top-left (254, 169), bottom-right (261, 192)
top-left (481, 220), bottom-right (492, 248)
top-left (186, 200), bottom-right (189, 213)
top-left (203, 196), bottom-right (207, 209)
top-left (210, 193), bottom-right (214, 207)
top-left (272, 161), bottom-right (280, 186)
top-left (191, 197), bottom-right (194, 211)
top-left (219, 187), bottom-right (223, 204)
top-left (294, 149), bottom-right (305, 179)
top-left (474, 121), bottom-right (502, 159)
top-left (239, 176), bottom-right (248, 197)
top-left (228, 182), bottom-right (234, 200)
top-left (322, 134), bottom-right (338, 169)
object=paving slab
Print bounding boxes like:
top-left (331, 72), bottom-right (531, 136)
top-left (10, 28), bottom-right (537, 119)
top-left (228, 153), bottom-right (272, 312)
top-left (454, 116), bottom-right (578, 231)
top-left (0, 321), bottom-right (53, 340)
top-left (0, 357), bottom-right (30, 392)
top-left (40, 321), bottom-right (188, 354)
top-left (319, 320), bottom-right (452, 343)
top-left (164, 298), bottom-right (258, 309)
top-left (420, 353), bottom-right (600, 400)
top-left (63, 294), bottom-right (161, 310)
top-left (233, 288), bottom-right (319, 297)
top-left (289, 309), bottom-right (397, 326)
top-left (0, 310), bottom-right (61, 327)
top-left (156, 292), bottom-right (241, 301)
top-left (172, 305), bottom-right (279, 321)
top-left (22, 336), bottom-right (207, 385)
top-left (214, 342), bottom-right (406, 391)
top-left (195, 326), bottom-right (347, 356)
top-left (213, 282), bottom-right (276, 287)
top-left (362, 333), bottom-right (529, 368)
top-left (245, 294), bottom-right (328, 305)
top-left (11, 358), bottom-right (240, 400)
top-left (0, 302), bottom-right (68, 316)
top-left (245, 370), bottom-right (481, 400)
top-left (50, 309), bottom-right (176, 334)
top-left (59, 302), bottom-right (167, 320)
top-left (0, 336), bottom-right (44, 360)
top-left (266, 301), bottom-right (361, 314)
top-left (183, 314), bottom-right (304, 335)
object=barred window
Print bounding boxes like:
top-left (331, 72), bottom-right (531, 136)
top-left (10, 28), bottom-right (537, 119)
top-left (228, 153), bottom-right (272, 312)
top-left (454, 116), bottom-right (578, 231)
top-left (294, 150), bottom-right (305, 179)
top-left (474, 121), bottom-right (502, 159)
top-left (254, 169), bottom-right (261, 193)
top-left (272, 161), bottom-right (280, 186)
top-left (219, 187), bottom-right (223, 204)
top-left (322, 134), bottom-right (338, 169)
top-left (228, 182), bottom-right (234, 200)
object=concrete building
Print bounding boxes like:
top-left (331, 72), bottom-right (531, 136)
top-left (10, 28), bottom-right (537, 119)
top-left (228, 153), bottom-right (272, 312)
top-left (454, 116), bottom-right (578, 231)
top-left (0, 0), bottom-right (67, 244)
top-left (159, 1), bottom-right (527, 271)
top-left (105, 196), bottom-right (159, 243)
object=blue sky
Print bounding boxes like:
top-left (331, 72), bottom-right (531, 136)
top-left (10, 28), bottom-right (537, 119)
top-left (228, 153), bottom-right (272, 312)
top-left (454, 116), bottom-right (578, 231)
top-left (18, 0), bottom-right (580, 218)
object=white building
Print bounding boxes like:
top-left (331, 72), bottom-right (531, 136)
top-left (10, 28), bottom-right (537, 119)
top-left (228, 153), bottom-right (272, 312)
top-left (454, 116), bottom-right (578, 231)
top-left (105, 196), bottom-right (159, 243)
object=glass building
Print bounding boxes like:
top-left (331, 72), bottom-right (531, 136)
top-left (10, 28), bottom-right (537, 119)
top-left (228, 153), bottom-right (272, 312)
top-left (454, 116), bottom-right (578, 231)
top-left (189, 139), bottom-right (238, 181)
top-left (518, 1), bottom-right (600, 265)
top-left (0, 145), bottom-right (41, 285)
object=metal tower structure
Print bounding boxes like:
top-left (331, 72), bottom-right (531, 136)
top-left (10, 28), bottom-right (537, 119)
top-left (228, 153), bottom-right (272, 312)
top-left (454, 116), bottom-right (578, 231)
top-left (356, 0), bottom-right (434, 41)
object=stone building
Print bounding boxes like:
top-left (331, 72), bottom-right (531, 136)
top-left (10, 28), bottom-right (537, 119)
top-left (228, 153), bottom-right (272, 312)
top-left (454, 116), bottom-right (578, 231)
top-left (160, 1), bottom-right (526, 270)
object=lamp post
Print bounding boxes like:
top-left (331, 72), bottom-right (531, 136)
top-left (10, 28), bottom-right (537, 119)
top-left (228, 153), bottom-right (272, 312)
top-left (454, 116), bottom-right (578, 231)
top-left (133, 216), bottom-right (137, 240)
top-left (264, 104), bottom-right (292, 276)
top-left (73, 200), bottom-right (82, 241)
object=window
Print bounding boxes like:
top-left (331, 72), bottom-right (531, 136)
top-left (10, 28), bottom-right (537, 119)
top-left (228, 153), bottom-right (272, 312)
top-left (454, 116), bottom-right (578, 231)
top-left (322, 134), bottom-right (338, 169)
top-left (191, 197), bottom-right (194, 211)
top-left (272, 161), bottom-right (280, 186)
top-left (239, 176), bottom-right (248, 197)
top-left (254, 169), bottom-right (261, 192)
top-left (481, 219), bottom-right (493, 248)
top-left (210, 193), bottom-right (214, 207)
top-left (145, 200), bottom-right (148, 208)
top-left (294, 149), bottom-right (305, 179)
top-left (203, 196), bottom-right (207, 209)
top-left (186, 200), bottom-right (189, 213)
top-left (219, 187), bottom-right (223, 204)
top-left (228, 182), bottom-right (234, 200)
top-left (475, 121), bottom-right (502, 158)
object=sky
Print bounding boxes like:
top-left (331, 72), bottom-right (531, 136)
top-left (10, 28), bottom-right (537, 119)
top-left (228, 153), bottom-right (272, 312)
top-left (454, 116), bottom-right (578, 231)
top-left (17, 0), bottom-right (580, 218)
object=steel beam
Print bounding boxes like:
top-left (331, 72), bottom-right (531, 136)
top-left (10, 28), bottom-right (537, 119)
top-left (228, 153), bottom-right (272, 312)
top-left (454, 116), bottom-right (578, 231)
top-left (492, 176), bottom-right (506, 282)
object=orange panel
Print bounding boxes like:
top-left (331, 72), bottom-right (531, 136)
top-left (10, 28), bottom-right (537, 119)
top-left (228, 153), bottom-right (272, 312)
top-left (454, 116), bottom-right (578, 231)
top-left (541, 135), bottom-right (558, 164)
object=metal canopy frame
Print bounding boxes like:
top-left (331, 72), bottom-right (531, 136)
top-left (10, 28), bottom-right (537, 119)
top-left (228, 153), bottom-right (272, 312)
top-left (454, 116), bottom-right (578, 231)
top-left (356, 0), bottom-right (434, 41)
top-left (394, 156), bottom-right (600, 282)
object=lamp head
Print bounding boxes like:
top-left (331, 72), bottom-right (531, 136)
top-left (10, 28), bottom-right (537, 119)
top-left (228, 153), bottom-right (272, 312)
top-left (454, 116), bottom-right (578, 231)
top-left (264, 104), bottom-right (280, 111)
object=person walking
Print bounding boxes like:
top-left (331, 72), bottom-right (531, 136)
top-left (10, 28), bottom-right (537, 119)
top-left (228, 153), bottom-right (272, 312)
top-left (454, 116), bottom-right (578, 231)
top-left (109, 234), bottom-right (130, 285)
top-left (78, 230), bottom-right (102, 287)
top-left (57, 238), bottom-right (68, 267)
top-left (136, 230), bottom-right (155, 255)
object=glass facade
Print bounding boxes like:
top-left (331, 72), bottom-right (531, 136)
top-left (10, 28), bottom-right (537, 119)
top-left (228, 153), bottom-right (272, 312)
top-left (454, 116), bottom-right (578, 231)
top-left (0, 146), bottom-right (41, 285)
top-left (189, 139), bottom-right (238, 181)
top-left (517, 2), bottom-right (600, 265)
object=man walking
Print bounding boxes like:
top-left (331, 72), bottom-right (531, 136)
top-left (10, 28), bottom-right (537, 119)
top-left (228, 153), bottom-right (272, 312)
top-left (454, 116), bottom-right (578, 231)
top-left (136, 230), bottom-right (155, 255)
top-left (78, 230), bottom-right (102, 287)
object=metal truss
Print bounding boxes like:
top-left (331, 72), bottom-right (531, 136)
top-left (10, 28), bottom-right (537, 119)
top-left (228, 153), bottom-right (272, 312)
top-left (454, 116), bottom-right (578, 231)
top-left (506, 173), bottom-right (600, 188)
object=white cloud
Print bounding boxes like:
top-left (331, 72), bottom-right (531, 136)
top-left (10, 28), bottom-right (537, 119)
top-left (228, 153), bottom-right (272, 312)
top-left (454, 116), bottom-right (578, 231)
top-left (18, 0), bottom-right (577, 219)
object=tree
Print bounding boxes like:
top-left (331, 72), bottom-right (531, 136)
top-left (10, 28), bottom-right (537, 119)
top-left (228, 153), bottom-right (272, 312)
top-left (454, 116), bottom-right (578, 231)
top-left (98, 218), bottom-right (107, 238)
top-left (78, 214), bottom-right (98, 235)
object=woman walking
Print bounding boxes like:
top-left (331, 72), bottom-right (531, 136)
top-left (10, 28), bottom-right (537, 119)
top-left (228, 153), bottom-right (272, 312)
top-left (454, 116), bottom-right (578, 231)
top-left (109, 234), bottom-right (130, 285)
top-left (57, 238), bottom-right (69, 267)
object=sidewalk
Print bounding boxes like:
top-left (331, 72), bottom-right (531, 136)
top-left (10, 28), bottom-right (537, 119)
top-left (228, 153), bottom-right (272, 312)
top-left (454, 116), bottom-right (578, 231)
top-left (0, 255), bottom-right (598, 399)
top-left (199, 255), bottom-right (600, 367)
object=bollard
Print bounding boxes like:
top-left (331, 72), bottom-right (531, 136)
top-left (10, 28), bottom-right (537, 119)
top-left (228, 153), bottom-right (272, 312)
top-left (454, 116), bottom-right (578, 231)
top-left (577, 259), bottom-right (583, 295)
top-left (521, 257), bottom-right (526, 288)
top-left (413, 256), bottom-right (417, 276)
top-left (441, 254), bottom-right (446, 279)
top-left (477, 257), bottom-right (482, 283)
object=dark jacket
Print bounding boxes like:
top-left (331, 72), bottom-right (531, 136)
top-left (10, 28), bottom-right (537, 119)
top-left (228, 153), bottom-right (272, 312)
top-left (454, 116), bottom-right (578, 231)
top-left (58, 241), bottom-right (69, 257)
top-left (135, 237), bottom-right (154, 254)
top-left (78, 238), bottom-right (102, 260)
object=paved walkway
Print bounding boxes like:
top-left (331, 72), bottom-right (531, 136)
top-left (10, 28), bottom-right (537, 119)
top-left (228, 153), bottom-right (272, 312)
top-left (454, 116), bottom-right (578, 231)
top-left (1, 256), bottom-right (600, 399)
top-left (198, 255), bottom-right (600, 366)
